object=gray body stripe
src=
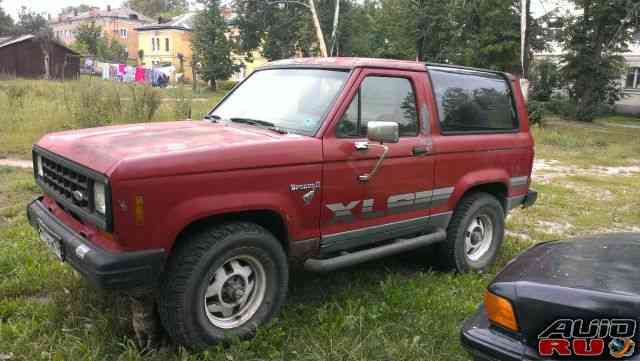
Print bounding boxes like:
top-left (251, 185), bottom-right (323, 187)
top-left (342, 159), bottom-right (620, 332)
top-left (320, 211), bottom-right (454, 254)
top-left (510, 176), bottom-right (529, 187)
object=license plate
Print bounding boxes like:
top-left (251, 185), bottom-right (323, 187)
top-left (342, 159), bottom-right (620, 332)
top-left (38, 221), bottom-right (64, 261)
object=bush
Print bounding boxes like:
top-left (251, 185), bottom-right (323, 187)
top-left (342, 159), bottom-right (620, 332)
top-left (545, 97), bottom-right (578, 119)
top-left (530, 59), bottom-right (562, 102)
top-left (174, 85), bottom-right (192, 119)
top-left (0, 84), bottom-right (29, 107)
top-left (64, 79), bottom-right (122, 128)
top-left (126, 85), bottom-right (161, 122)
top-left (527, 100), bottom-right (545, 127)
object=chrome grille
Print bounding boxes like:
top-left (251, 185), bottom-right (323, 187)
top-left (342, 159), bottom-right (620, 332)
top-left (41, 156), bottom-right (91, 210)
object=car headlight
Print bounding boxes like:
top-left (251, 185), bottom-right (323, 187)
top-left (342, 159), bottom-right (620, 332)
top-left (93, 182), bottom-right (106, 215)
top-left (36, 155), bottom-right (44, 177)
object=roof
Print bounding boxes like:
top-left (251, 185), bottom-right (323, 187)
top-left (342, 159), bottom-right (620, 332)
top-left (259, 57), bottom-right (513, 77)
top-left (135, 12), bottom-right (197, 31)
top-left (262, 57), bottom-right (429, 71)
top-left (0, 34), bottom-right (80, 55)
top-left (51, 7), bottom-right (151, 24)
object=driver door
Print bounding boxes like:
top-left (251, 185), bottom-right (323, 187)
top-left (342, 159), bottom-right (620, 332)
top-left (320, 68), bottom-right (435, 255)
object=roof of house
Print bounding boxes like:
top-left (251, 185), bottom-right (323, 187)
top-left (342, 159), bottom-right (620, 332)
top-left (0, 34), bottom-right (80, 55)
top-left (135, 12), bottom-right (197, 31)
top-left (51, 7), bottom-right (152, 24)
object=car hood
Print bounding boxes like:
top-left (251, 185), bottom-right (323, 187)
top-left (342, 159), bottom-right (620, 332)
top-left (489, 233), bottom-right (640, 349)
top-left (36, 121), bottom-right (322, 180)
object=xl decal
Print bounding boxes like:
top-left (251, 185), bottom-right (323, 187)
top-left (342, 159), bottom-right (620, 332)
top-left (326, 187), bottom-right (453, 224)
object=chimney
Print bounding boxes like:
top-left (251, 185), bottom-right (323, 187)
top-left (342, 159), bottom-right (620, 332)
top-left (158, 16), bottom-right (163, 24)
top-left (107, 5), bottom-right (111, 11)
top-left (73, 9), bottom-right (78, 16)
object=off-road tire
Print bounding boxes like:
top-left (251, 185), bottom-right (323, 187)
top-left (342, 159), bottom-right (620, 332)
top-left (158, 222), bottom-right (288, 349)
top-left (437, 192), bottom-right (505, 272)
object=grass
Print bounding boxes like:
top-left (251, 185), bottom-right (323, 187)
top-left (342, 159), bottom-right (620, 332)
top-left (595, 114), bottom-right (640, 126)
top-left (0, 78), bottom-right (226, 160)
top-left (1, 79), bottom-right (640, 360)
top-left (533, 117), bottom-right (640, 167)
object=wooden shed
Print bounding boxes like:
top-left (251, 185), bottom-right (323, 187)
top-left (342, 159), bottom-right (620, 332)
top-left (0, 35), bottom-right (80, 80)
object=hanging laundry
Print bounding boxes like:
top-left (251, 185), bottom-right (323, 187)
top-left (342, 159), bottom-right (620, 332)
top-left (135, 67), bottom-right (145, 84)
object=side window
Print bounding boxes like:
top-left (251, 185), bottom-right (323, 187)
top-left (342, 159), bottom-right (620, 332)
top-left (430, 69), bottom-right (518, 133)
top-left (336, 76), bottom-right (419, 138)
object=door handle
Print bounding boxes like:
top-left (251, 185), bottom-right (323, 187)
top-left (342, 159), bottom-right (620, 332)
top-left (413, 146), bottom-right (428, 155)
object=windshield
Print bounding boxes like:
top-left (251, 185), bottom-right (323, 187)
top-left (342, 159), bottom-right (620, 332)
top-left (210, 68), bottom-right (349, 135)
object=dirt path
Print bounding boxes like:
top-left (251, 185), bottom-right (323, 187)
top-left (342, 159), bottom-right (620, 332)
top-left (532, 159), bottom-right (640, 184)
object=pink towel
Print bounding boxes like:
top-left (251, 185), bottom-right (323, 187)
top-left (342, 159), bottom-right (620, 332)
top-left (135, 67), bottom-right (145, 83)
top-left (118, 64), bottom-right (126, 76)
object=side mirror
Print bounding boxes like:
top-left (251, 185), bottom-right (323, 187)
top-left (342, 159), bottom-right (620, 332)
top-left (354, 121), bottom-right (399, 183)
top-left (367, 121), bottom-right (399, 144)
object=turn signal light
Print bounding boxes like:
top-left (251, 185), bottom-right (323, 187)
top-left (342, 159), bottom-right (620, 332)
top-left (485, 290), bottom-right (519, 332)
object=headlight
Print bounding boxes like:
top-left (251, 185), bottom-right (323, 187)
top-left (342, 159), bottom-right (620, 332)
top-left (36, 155), bottom-right (44, 177)
top-left (93, 182), bottom-right (106, 215)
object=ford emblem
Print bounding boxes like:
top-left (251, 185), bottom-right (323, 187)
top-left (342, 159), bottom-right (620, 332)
top-left (72, 190), bottom-right (85, 202)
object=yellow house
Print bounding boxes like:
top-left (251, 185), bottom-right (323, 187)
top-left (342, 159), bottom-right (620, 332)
top-left (135, 13), bottom-right (195, 81)
top-left (136, 12), bottom-right (268, 83)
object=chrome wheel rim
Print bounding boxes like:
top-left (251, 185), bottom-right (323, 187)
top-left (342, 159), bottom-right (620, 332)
top-left (464, 214), bottom-right (493, 262)
top-left (204, 255), bottom-right (266, 329)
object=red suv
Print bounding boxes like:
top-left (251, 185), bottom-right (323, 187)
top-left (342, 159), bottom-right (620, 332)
top-left (27, 57), bottom-right (536, 348)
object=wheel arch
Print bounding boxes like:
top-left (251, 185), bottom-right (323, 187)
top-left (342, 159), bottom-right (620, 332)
top-left (169, 209), bottom-right (289, 258)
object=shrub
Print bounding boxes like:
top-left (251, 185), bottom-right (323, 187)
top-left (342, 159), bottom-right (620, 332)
top-left (527, 100), bottom-right (546, 127)
top-left (174, 85), bottom-right (192, 119)
top-left (1, 84), bottom-right (29, 107)
top-left (126, 85), bottom-right (161, 122)
top-left (69, 80), bottom-right (122, 128)
top-left (530, 59), bottom-right (562, 102)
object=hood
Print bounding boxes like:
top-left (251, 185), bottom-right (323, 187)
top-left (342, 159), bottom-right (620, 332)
top-left (37, 121), bottom-right (322, 179)
top-left (489, 233), bottom-right (640, 349)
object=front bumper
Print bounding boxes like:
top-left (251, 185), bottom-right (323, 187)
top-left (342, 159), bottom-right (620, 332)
top-left (461, 305), bottom-right (566, 361)
top-left (27, 197), bottom-right (166, 290)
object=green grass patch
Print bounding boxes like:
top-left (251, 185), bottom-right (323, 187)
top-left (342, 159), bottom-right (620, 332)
top-left (0, 79), bottom-right (226, 160)
top-left (532, 120), bottom-right (640, 167)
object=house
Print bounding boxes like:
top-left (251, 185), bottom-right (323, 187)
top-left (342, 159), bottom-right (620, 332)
top-left (50, 6), bottom-right (151, 60)
top-left (135, 13), bottom-right (197, 81)
top-left (136, 11), bottom-right (267, 83)
top-left (0, 35), bottom-right (80, 80)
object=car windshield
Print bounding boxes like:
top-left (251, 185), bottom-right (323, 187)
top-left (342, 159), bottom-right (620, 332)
top-left (209, 68), bottom-right (349, 135)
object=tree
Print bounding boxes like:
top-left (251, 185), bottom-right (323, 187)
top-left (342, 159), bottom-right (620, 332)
top-left (123, 0), bottom-right (188, 18)
top-left (0, 0), bottom-right (14, 36)
top-left (72, 22), bottom-right (128, 62)
top-left (13, 7), bottom-right (51, 36)
top-left (74, 21), bottom-right (102, 55)
top-left (192, 0), bottom-right (237, 90)
top-left (560, 0), bottom-right (637, 121)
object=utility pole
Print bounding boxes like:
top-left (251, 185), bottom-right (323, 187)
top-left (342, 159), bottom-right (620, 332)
top-left (268, 0), bottom-right (328, 57)
top-left (330, 0), bottom-right (340, 56)
top-left (309, 0), bottom-right (328, 57)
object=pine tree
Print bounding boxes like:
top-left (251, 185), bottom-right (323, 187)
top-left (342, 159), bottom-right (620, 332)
top-left (191, 0), bottom-right (237, 90)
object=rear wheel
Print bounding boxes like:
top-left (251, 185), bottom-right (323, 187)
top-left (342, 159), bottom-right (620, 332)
top-left (158, 222), bottom-right (288, 349)
top-left (438, 192), bottom-right (504, 272)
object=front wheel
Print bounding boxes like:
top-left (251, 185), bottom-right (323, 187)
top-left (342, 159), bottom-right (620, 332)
top-left (438, 192), bottom-right (505, 272)
top-left (158, 222), bottom-right (288, 349)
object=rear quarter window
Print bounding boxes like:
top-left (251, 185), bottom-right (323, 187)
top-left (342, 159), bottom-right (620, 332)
top-left (429, 69), bottom-right (518, 133)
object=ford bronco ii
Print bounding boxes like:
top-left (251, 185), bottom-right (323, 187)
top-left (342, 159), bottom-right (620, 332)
top-left (27, 57), bottom-right (537, 348)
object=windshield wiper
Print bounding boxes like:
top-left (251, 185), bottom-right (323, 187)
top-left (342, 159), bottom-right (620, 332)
top-left (229, 117), bottom-right (288, 134)
top-left (203, 114), bottom-right (221, 122)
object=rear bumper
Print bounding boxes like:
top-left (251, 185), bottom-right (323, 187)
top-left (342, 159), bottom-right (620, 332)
top-left (27, 197), bottom-right (165, 290)
top-left (506, 189), bottom-right (538, 211)
top-left (461, 305), bottom-right (526, 361)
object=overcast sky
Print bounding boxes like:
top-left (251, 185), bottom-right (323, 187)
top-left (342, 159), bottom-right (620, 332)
top-left (3, 0), bottom-right (562, 22)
